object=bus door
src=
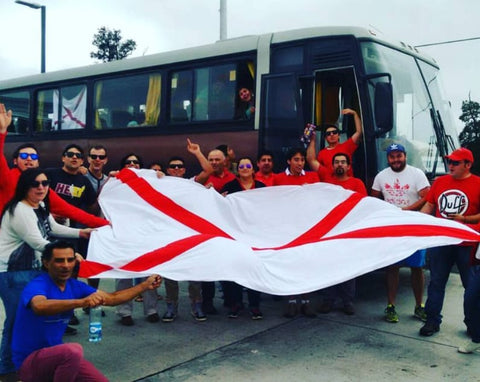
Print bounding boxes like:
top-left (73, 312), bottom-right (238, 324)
top-left (312, 66), bottom-right (366, 180)
top-left (258, 73), bottom-right (306, 172)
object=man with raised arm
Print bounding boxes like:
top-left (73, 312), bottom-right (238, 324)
top-left (0, 103), bottom-right (108, 229)
top-left (11, 240), bottom-right (161, 382)
top-left (306, 108), bottom-right (362, 180)
top-left (161, 138), bottom-right (212, 323)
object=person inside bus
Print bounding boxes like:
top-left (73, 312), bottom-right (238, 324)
top-left (306, 108), bottom-right (362, 181)
top-left (234, 87), bottom-right (255, 120)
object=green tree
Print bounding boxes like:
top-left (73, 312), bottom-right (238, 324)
top-left (459, 98), bottom-right (480, 146)
top-left (90, 27), bottom-right (137, 62)
top-left (459, 98), bottom-right (480, 174)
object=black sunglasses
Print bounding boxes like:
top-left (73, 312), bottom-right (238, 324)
top-left (89, 154), bottom-right (107, 160)
top-left (125, 160), bottom-right (140, 165)
top-left (64, 151), bottom-right (83, 159)
top-left (168, 164), bottom-right (184, 169)
top-left (325, 130), bottom-right (339, 136)
top-left (447, 159), bottom-right (462, 166)
top-left (18, 152), bottom-right (39, 160)
top-left (31, 180), bottom-right (50, 188)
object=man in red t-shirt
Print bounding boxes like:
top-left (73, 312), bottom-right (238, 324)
top-left (318, 153), bottom-right (366, 316)
top-left (306, 108), bottom-right (362, 181)
top-left (273, 148), bottom-right (318, 318)
top-left (255, 150), bottom-right (275, 187)
top-left (200, 148), bottom-right (236, 314)
top-left (419, 147), bottom-right (480, 339)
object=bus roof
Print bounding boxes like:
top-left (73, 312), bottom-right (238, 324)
top-left (0, 26), bottom-right (436, 90)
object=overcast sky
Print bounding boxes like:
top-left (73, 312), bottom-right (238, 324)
top-left (1, 0), bottom-right (479, 131)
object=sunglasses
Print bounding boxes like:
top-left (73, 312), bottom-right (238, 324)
top-left (64, 151), bottom-right (83, 159)
top-left (31, 180), bottom-right (50, 188)
top-left (169, 164), bottom-right (184, 169)
top-left (447, 159), bottom-right (462, 166)
top-left (89, 154), bottom-right (107, 160)
top-left (125, 160), bottom-right (140, 165)
top-left (325, 130), bottom-right (339, 136)
top-left (18, 152), bottom-right (39, 160)
top-left (238, 163), bottom-right (253, 169)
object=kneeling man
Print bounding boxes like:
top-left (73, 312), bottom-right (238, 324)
top-left (11, 240), bottom-right (161, 382)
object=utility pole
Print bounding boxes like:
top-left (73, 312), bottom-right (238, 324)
top-left (219, 0), bottom-right (227, 40)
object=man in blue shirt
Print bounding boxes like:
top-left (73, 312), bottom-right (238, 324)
top-left (11, 240), bottom-right (161, 382)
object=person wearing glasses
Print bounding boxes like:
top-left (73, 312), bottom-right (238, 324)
top-left (0, 104), bottom-right (108, 231)
top-left (161, 139), bottom-right (213, 323)
top-left (120, 153), bottom-right (143, 169)
top-left (0, 168), bottom-right (92, 379)
top-left (371, 143), bottom-right (430, 324)
top-left (85, 145), bottom-right (109, 194)
top-left (306, 108), bottom-right (362, 181)
top-left (419, 148), bottom-right (480, 338)
top-left (219, 157), bottom-right (265, 320)
top-left (45, 144), bottom-right (100, 334)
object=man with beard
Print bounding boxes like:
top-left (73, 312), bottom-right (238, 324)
top-left (371, 143), bottom-right (430, 323)
top-left (318, 153), bottom-right (366, 315)
top-left (255, 150), bottom-right (275, 187)
top-left (420, 147), bottom-right (480, 337)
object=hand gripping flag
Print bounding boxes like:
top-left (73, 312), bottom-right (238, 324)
top-left (79, 169), bottom-right (480, 295)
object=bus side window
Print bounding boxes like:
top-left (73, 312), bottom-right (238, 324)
top-left (170, 71), bottom-right (192, 122)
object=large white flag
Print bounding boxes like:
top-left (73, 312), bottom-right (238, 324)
top-left (79, 169), bottom-right (480, 295)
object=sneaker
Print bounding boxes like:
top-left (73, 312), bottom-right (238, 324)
top-left (228, 304), bottom-right (241, 318)
top-left (300, 302), bottom-right (317, 318)
top-left (384, 304), bottom-right (399, 323)
top-left (458, 340), bottom-right (480, 354)
top-left (120, 316), bottom-right (134, 326)
top-left (162, 303), bottom-right (177, 323)
top-left (343, 303), bottom-right (355, 316)
top-left (414, 304), bottom-right (427, 322)
top-left (283, 302), bottom-right (298, 318)
top-left (64, 325), bottom-right (77, 335)
top-left (147, 313), bottom-right (160, 323)
top-left (318, 301), bottom-right (333, 314)
top-left (69, 314), bottom-right (79, 326)
top-left (191, 302), bottom-right (207, 322)
top-left (250, 308), bottom-right (263, 320)
top-left (419, 322), bottom-right (440, 336)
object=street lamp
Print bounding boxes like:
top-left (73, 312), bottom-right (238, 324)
top-left (15, 0), bottom-right (46, 73)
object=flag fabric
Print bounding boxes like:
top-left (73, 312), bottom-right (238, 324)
top-left (79, 169), bottom-right (480, 295)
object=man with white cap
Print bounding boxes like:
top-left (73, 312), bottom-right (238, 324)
top-left (372, 143), bottom-right (430, 324)
top-left (420, 147), bottom-right (480, 337)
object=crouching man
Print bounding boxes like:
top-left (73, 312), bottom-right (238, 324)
top-left (11, 240), bottom-right (161, 382)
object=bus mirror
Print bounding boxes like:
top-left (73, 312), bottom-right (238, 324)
top-left (374, 82), bottom-right (393, 135)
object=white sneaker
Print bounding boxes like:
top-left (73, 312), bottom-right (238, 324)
top-left (458, 340), bottom-right (480, 354)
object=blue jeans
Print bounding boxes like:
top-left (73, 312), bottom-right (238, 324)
top-left (464, 265), bottom-right (480, 342)
top-left (0, 270), bottom-right (41, 374)
top-left (424, 245), bottom-right (471, 326)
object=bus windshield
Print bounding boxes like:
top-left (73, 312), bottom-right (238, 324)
top-left (362, 42), bottom-right (454, 178)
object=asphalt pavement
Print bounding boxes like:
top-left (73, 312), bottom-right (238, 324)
top-left (1, 268), bottom-right (479, 381)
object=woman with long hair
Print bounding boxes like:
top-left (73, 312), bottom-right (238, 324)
top-left (220, 157), bottom-right (265, 320)
top-left (0, 168), bottom-right (92, 376)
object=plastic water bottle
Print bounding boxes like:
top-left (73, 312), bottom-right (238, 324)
top-left (89, 306), bottom-right (103, 343)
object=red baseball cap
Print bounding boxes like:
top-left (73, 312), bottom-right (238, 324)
top-left (445, 148), bottom-right (474, 163)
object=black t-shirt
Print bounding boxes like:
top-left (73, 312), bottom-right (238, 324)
top-left (45, 168), bottom-right (97, 210)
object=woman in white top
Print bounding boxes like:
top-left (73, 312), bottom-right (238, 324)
top-left (0, 168), bottom-right (92, 375)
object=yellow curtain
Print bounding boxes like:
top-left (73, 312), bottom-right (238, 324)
top-left (315, 82), bottom-right (322, 125)
top-left (315, 82), bottom-right (340, 126)
top-left (247, 61), bottom-right (255, 80)
top-left (144, 74), bottom-right (161, 126)
top-left (36, 91), bottom-right (45, 132)
top-left (94, 82), bottom-right (103, 129)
